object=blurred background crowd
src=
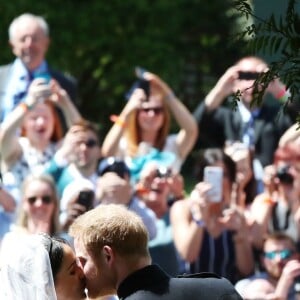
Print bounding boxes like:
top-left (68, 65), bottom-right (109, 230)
top-left (1, 1), bottom-right (300, 299)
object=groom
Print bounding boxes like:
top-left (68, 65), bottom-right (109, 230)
top-left (69, 204), bottom-right (242, 300)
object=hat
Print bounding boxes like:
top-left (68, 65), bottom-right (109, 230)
top-left (97, 157), bottom-right (130, 179)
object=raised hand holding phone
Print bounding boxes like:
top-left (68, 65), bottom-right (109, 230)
top-left (203, 166), bottom-right (223, 203)
top-left (77, 190), bottom-right (94, 211)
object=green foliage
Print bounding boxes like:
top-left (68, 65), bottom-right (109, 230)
top-left (0, 0), bottom-right (246, 134)
top-left (234, 0), bottom-right (300, 110)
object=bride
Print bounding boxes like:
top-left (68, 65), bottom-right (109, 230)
top-left (0, 233), bottom-right (87, 300)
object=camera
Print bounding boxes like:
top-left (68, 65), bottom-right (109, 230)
top-left (156, 166), bottom-right (172, 178)
top-left (238, 71), bottom-right (260, 80)
top-left (294, 276), bottom-right (300, 293)
top-left (276, 165), bottom-right (294, 185)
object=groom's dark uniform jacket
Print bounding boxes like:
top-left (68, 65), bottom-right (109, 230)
top-left (117, 264), bottom-right (242, 300)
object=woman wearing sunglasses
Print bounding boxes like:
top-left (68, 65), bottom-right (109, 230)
top-left (0, 174), bottom-right (60, 250)
top-left (102, 70), bottom-right (198, 175)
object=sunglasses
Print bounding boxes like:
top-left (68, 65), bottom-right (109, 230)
top-left (264, 249), bottom-right (294, 260)
top-left (139, 107), bottom-right (163, 115)
top-left (27, 195), bottom-right (53, 205)
top-left (81, 138), bottom-right (98, 148)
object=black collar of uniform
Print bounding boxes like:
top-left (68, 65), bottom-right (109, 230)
top-left (117, 264), bottom-right (170, 299)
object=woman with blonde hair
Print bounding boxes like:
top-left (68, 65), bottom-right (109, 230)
top-left (0, 173), bottom-right (60, 254)
top-left (16, 173), bottom-right (60, 236)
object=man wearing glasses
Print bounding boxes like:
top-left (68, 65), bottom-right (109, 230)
top-left (44, 119), bottom-right (101, 197)
top-left (235, 232), bottom-right (300, 299)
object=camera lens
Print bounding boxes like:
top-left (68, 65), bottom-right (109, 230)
top-left (294, 276), bottom-right (300, 293)
top-left (276, 165), bottom-right (293, 184)
top-left (156, 167), bottom-right (171, 178)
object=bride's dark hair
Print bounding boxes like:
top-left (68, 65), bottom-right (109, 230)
top-left (39, 233), bottom-right (68, 281)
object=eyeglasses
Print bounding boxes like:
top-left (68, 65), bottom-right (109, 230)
top-left (81, 138), bottom-right (98, 148)
top-left (27, 195), bottom-right (53, 205)
top-left (264, 249), bottom-right (294, 260)
top-left (139, 107), bottom-right (163, 115)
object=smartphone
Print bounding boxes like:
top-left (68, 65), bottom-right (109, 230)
top-left (125, 79), bottom-right (150, 101)
top-left (238, 71), bottom-right (260, 80)
top-left (203, 166), bottom-right (223, 203)
top-left (33, 72), bottom-right (52, 102)
top-left (33, 71), bottom-right (52, 84)
top-left (135, 66), bottom-right (147, 79)
top-left (135, 66), bottom-right (150, 98)
top-left (77, 190), bottom-right (94, 211)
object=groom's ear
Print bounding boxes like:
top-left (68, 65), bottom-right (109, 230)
top-left (102, 245), bottom-right (114, 264)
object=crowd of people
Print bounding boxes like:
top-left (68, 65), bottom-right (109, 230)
top-left (0, 12), bottom-right (300, 300)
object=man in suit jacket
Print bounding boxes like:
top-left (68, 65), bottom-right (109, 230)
top-left (69, 204), bottom-right (242, 300)
top-left (0, 13), bottom-right (77, 126)
top-left (193, 56), bottom-right (293, 168)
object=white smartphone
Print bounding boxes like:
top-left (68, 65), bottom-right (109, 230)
top-left (203, 166), bottom-right (223, 203)
top-left (135, 66), bottom-right (147, 79)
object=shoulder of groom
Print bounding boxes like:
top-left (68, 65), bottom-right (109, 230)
top-left (177, 272), bottom-right (222, 279)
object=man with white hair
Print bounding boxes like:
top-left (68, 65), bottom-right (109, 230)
top-left (0, 13), bottom-right (77, 122)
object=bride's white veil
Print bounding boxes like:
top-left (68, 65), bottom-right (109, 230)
top-left (0, 233), bottom-right (57, 300)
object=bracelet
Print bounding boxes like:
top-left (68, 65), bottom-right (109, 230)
top-left (262, 197), bottom-right (274, 205)
top-left (190, 209), bottom-right (205, 227)
top-left (192, 216), bottom-right (205, 227)
top-left (110, 114), bottom-right (126, 128)
top-left (18, 102), bottom-right (32, 112)
top-left (276, 88), bottom-right (289, 103)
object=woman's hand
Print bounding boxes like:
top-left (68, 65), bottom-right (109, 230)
top-left (167, 172), bottom-right (185, 200)
top-left (122, 88), bottom-right (146, 118)
top-left (189, 182), bottom-right (215, 224)
top-left (26, 78), bottom-right (52, 108)
top-left (48, 79), bottom-right (71, 108)
top-left (143, 72), bottom-right (172, 98)
top-left (56, 125), bottom-right (87, 163)
top-left (219, 205), bottom-right (247, 232)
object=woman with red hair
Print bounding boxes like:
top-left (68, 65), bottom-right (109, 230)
top-left (0, 78), bottom-right (81, 201)
top-left (250, 142), bottom-right (300, 250)
top-left (102, 70), bottom-right (198, 175)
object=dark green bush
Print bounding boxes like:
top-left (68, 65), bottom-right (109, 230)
top-left (0, 1), bottom-right (246, 134)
